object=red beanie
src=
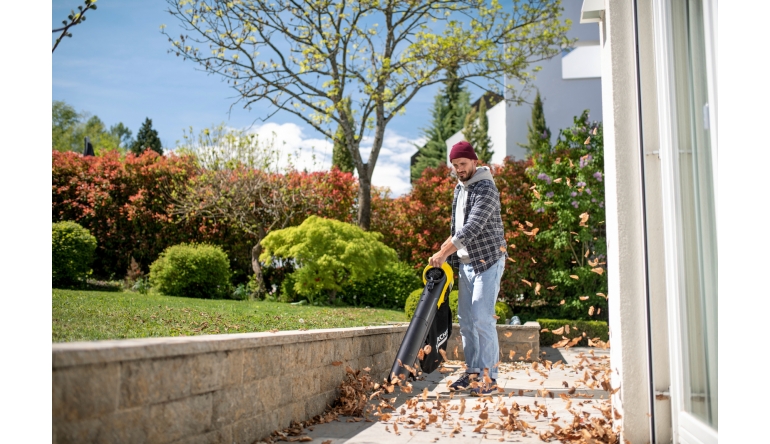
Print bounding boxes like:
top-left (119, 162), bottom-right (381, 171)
top-left (449, 141), bottom-right (478, 161)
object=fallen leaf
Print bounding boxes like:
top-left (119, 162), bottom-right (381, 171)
top-left (579, 212), bottom-right (589, 226)
top-left (269, 329), bottom-right (279, 333)
top-left (509, 350), bottom-right (516, 360)
top-left (492, 315), bottom-right (500, 320)
top-left (499, 245), bottom-right (506, 253)
top-left (551, 326), bottom-right (564, 335)
top-left (507, 257), bottom-right (516, 263)
top-left (547, 285), bottom-right (557, 290)
top-left (584, 136), bottom-right (591, 145)
top-left (565, 324), bottom-right (570, 334)
top-left (480, 259), bottom-right (486, 263)
top-left (585, 249), bottom-right (590, 258)
top-left (589, 306), bottom-right (595, 316)
top-left (332, 361), bottom-right (342, 366)
top-left (521, 279), bottom-right (532, 287)
top-left (591, 267), bottom-right (605, 275)
top-left (570, 275), bottom-right (579, 280)
top-left (597, 292), bottom-right (607, 299)
top-left (579, 296), bottom-right (589, 301)
top-left (531, 257), bottom-right (537, 264)
top-left (540, 328), bottom-right (549, 332)
top-left (535, 282), bottom-right (541, 295)
top-left (553, 178), bottom-right (563, 183)
top-left (559, 299), bottom-right (565, 305)
top-left (597, 308), bottom-right (602, 315)
top-left (505, 332), bottom-right (512, 337)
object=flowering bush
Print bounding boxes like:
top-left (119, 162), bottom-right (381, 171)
top-left (527, 111), bottom-right (608, 321)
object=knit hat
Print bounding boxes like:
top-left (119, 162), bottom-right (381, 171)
top-left (449, 141), bottom-right (478, 161)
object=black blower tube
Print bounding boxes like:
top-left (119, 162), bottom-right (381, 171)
top-left (389, 267), bottom-right (448, 383)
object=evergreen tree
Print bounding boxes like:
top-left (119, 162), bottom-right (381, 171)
top-left (519, 91), bottom-right (551, 157)
top-left (130, 118), bottom-right (163, 155)
top-left (411, 68), bottom-right (470, 181)
top-left (331, 98), bottom-right (355, 173)
top-left (463, 95), bottom-right (494, 164)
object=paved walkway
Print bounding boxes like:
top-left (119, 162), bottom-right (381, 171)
top-left (272, 347), bottom-right (615, 443)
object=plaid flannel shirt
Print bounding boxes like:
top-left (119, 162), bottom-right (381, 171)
top-left (448, 177), bottom-right (507, 275)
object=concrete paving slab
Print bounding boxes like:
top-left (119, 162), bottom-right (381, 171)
top-left (271, 347), bottom-right (614, 444)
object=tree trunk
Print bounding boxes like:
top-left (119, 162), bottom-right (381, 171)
top-left (356, 163), bottom-right (371, 230)
top-left (251, 241), bottom-right (266, 300)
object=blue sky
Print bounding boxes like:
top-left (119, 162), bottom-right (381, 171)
top-left (51, 0), bottom-right (460, 194)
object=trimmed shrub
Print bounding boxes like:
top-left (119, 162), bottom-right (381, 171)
top-left (339, 261), bottom-right (421, 309)
top-left (449, 290), bottom-right (459, 322)
top-left (495, 302), bottom-right (514, 324)
top-left (52, 221), bottom-right (97, 288)
top-left (149, 243), bottom-right (232, 299)
top-left (537, 318), bottom-right (609, 347)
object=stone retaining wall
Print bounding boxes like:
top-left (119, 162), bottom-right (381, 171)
top-left (53, 323), bottom-right (539, 443)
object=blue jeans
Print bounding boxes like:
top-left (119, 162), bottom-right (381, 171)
top-left (457, 256), bottom-right (505, 380)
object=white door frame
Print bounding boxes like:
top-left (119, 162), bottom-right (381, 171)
top-left (651, 0), bottom-right (718, 443)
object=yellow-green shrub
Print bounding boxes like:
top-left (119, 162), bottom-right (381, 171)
top-left (149, 243), bottom-right (231, 299)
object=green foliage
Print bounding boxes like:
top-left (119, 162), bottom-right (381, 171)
top-left (528, 111), bottom-right (608, 321)
top-left (52, 100), bottom-right (123, 154)
top-left (130, 118), bottom-right (163, 155)
top-left (537, 319), bottom-right (609, 346)
top-left (339, 261), bottom-right (421, 309)
top-left (463, 95), bottom-right (495, 164)
top-left (449, 290), bottom-right (459, 322)
top-left (519, 91), bottom-right (551, 156)
top-left (260, 216), bottom-right (398, 303)
top-left (52, 221), bottom-right (97, 288)
top-left (495, 302), bottom-right (514, 325)
top-left (332, 98), bottom-right (356, 173)
top-left (149, 243), bottom-right (232, 299)
top-left (411, 68), bottom-right (471, 181)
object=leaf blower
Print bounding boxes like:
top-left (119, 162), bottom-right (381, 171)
top-left (389, 262), bottom-right (454, 383)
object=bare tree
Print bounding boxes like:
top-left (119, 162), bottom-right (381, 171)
top-left (52, 0), bottom-right (97, 53)
top-left (163, 0), bottom-right (571, 229)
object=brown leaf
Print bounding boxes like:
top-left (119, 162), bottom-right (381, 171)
top-left (547, 285), bottom-right (557, 290)
top-left (588, 306), bottom-right (595, 316)
top-left (331, 361), bottom-right (342, 366)
top-left (509, 350), bottom-right (516, 360)
top-left (531, 257), bottom-right (537, 264)
top-left (269, 329), bottom-right (279, 333)
top-left (535, 282), bottom-right (541, 295)
top-left (499, 245), bottom-right (506, 253)
top-left (579, 212), bottom-right (589, 226)
top-left (507, 257), bottom-right (516, 263)
top-left (479, 259), bottom-right (486, 263)
top-left (525, 221), bottom-right (533, 227)
top-left (591, 267), bottom-right (605, 275)
top-left (553, 178), bottom-right (563, 183)
top-left (569, 275), bottom-right (579, 280)
top-left (579, 295), bottom-right (589, 301)
top-left (597, 292), bottom-right (607, 299)
top-left (363, 367), bottom-right (371, 372)
top-left (565, 324), bottom-right (570, 334)
top-left (504, 332), bottom-right (512, 338)
top-left (421, 387), bottom-right (429, 401)
top-left (584, 136), bottom-right (591, 145)
top-left (551, 326), bottom-right (564, 335)
top-left (521, 279), bottom-right (532, 287)
top-left (559, 299), bottom-right (565, 305)
top-left (526, 349), bottom-right (533, 360)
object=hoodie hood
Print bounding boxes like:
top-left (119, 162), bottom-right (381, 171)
top-left (459, 166), bottom-right (494, 187)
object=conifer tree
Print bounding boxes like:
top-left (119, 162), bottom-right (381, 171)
top-left (130, 118), bottom-right (163, 155)
top-left (411, 68), bottom-right (470, 181)
top-left (463, 96), bottom-right (494, 164)
top-left (519, 91), bottom-right (551, 157)
top-left (331, 98), bottom-right (355, 173)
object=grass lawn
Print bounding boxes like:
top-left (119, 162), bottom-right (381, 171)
top-left (53, 289), bottom-right (408, 343)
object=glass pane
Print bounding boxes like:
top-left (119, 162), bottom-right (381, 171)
top-left (670, 0), bottom-right (718, 429)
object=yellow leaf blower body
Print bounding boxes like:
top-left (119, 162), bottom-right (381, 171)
top-left (390, 262), bottom-right (454, 383)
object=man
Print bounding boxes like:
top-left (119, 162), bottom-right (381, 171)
top-left (429, 140), bottom-right (507, 396)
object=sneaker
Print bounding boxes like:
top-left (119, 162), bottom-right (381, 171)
top-left (449, 373), bottom-right (477, 391)
top-left (470, 378), bottom-right (498, 396)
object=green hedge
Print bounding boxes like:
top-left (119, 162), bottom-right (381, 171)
top-left (52, 221), bottom-right (97, 288)
top-left (537, 318), bottom-right (609, 347)
top-left (149, 243), bottom-right (232, 299)
top-left (339, 261), bottom-right (421, 309)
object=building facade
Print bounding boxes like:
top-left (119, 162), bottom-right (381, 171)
top-left (581, 0), bottom-right (718, 442)
top-left (445, 0), bottom-right (604, 164)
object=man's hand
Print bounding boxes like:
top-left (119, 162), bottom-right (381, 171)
top-left (430, 236), bottom-right (458, 268)
top-left (429, 253), bottom-right (447, 268)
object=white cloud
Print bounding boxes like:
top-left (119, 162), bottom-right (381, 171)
top-left (247, 122), bottom-right (422, 197)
